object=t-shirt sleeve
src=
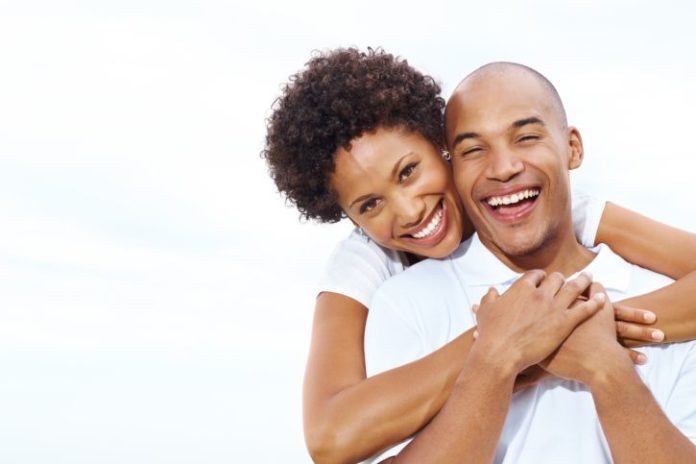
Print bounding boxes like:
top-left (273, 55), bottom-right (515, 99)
top-left (571, 188), bottom-right (607, 248)
top-left (361, 283), bottom-right (424, 463)
top-left (664, 343), bottom-right (696, 442)
top-left (364, 287), bottom-right (425, 377)
top-left (317, 229), bottom-right (407, 308)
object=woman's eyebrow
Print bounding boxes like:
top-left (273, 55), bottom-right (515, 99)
top-left (350, 193), bottom-right (373, 209)
top-left (390, 153), bottom-right (414, 179)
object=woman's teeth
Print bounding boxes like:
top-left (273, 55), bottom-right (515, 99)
top-left (412, 205), bottom-right (443, 239)
top-left (486, 189), bottom-right (539, 208)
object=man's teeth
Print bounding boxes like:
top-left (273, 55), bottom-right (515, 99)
top-left (412, 206), bottom-right (443, 239)
top-left (486, 189), bottom-right (540, 208)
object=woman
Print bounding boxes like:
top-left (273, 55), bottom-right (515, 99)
top-left (263, 48), bottom-right (696, 463)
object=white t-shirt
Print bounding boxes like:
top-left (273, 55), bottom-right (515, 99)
top-left (318, 190), bottom-right (606, 307)
top-left (363, 235), bottom-right (696, 463)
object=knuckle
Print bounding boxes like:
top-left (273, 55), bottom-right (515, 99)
top-left (532, 288), bottom-right (547, 303)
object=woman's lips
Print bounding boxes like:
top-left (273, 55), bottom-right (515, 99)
top-left (401, 200), bottom-right (450, 248)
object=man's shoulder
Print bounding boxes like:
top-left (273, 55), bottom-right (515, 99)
top-left (374, 239), bottom-right (476, 298)
top-left (373, 255), bottom-right (455, 303)
top-left (589, 245), bottom-right (674, 299)
top-left (369, 240), bottom-right (476, 317)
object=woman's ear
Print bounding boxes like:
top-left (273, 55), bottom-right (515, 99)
top-left (567, 127), bottom-right (584, 170)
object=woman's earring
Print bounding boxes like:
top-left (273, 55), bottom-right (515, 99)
top-left (441, 150), bottom-right (451, 161)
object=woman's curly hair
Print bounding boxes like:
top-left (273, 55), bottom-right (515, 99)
top-left (262, 47), bottom-right (446, 223)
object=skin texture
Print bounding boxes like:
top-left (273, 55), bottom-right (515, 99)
top-left (446, 64), bottom-right (590, 274)
top-left (379, 62), bottom-right (696, 463)
top-left (331, 128), bottom-right (468, 259)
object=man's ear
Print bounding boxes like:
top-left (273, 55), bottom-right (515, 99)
top-left (567, 127), bottom-right (584, 170)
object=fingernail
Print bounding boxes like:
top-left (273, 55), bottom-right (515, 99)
top-left (651, 330), bottom-right (664, 341)
top-left (643, 312), bottom-right (656, 323)
top-left (582, 271), bottom-right (593, 280)
top-left (636, 353), bottom-right (647, 365)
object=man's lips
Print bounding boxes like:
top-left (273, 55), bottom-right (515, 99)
top-left (481, 186), bottom-right (541, 223)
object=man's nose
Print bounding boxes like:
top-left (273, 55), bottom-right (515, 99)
top-left (485, 147), bottom-right (524, 182)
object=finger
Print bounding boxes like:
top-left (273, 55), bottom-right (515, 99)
top-left (480, 287), bottom-right (500, 305)
top-left (616, 321), bottom-right (664, 343)
top-left (553, 271), bottom-right (593, 308)
top-left (538, 271), bottom-right (567, 296)
top-left (589, 281), bottom-right (606, 297)
top-left (471, 303), bottom-right (479, 314)
top-left (614, 303), bottom-right (656, 324)
top-left (515, 269), bottom-right (546, 288)
top-left (560, 292), bottom-right (604, 330)
top-left (624, 347), bottom-right (647, 365)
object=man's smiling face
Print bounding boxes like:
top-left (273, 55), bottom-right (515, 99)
top-left (445, 65), bottom-right (584, 264)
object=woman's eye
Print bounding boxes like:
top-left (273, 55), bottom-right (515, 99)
top-left (359, 198), bottom-right (379, 214)
top-left (399, 162), bottom-right (418, 182)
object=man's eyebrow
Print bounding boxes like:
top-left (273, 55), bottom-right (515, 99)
top-left (513, 116), bottom-right (545, 128)
top-left (451, 132), bottom-right (480, 150)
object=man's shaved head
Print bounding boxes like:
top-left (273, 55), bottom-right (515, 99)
top-left (446, 62), bottom-right (567, 134)
top-left (443, 61), bottom-right (587, 273)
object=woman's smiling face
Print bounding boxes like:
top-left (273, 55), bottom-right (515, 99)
top-left (331, 127), bottom-right (469, 259)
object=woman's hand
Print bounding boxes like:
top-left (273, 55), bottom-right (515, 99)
top-left (614, 304), bottom-right (664, 346)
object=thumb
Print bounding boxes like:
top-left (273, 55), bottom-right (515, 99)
top-left (481, 287), bottom-right (500, 305)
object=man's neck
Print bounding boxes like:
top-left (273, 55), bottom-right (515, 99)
top-left (481, 228), bottom-right (596, 277)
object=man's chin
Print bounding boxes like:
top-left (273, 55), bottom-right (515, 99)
top-left (486, 232), bottom-right (547, 259)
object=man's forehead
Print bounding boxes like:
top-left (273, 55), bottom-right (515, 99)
top-left (446, 74), bottom-right (560, 138)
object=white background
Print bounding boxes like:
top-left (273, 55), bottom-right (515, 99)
top-left (1, 0), bottom-right (695, 462)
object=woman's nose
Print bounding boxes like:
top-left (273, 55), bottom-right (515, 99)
top-left (394, 195), bottom-right (426, 230)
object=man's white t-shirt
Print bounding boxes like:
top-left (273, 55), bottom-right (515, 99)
top-left (318, 191), bottom-right (605, 307)
top-left (363, 235), bottom-right (696, 463)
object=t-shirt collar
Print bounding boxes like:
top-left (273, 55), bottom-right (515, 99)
top-left (451, 233), bottom-right (631, 293)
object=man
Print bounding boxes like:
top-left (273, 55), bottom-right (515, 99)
top-left (363, 63), bottom-right (696, 463)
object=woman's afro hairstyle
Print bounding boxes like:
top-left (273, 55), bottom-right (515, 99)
top-left (262, 47), bottom-right (445, 223)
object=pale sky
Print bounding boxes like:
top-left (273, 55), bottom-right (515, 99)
top-left (1, 1), bottom-right (695, 462)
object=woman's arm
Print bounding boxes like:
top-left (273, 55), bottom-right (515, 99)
top-left (303, 292), bottom-right (474, 464)
top-left (596, 202), bottom-right (696, 279)
top-left (596, 203), bottom-right (696, 343)
top-left (618, 273), bottom-right (696, 344)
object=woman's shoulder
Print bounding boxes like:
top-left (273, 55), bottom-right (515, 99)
top-left (316, 229), bottom-right (408, 308)
top-left (332, 228), bottom-right (408, 271)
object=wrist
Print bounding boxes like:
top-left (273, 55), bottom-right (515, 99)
top-left (464, 342), bottom-right (520, 386)
top-left (585, 346), bottom-right (635, 391)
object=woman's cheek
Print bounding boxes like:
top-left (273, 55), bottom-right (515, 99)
top-left (360, 218), bottom-right (393, 247)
